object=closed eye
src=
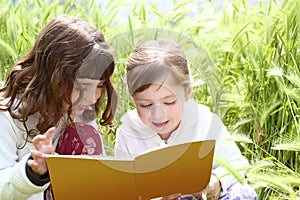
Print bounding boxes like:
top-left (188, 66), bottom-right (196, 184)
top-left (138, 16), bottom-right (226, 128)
top-left (140, 104), bottom-right (152, 108)
top-left (164, 100), bottom-right (176, 105)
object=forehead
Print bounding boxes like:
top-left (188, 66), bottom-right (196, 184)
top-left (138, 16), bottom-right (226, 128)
top-left (75, 78), bottom-right (104, 85)
top-left (77, 46), bottom-right (114, 80)
top-left (133, 83), bottom-right (183, 100)
top-left (126, 63), bottom-right (181, 95)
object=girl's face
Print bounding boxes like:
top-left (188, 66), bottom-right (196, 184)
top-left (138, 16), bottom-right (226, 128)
top-left (71, 78), bottom-right (105, 116)
top-left (132, 83), bottom-right (187, 140)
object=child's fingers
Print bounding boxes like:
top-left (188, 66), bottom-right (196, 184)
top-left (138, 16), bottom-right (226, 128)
top-left (31, 149), bottom-right (45, 160)
top-left (45, 127), bottom-right (55, 138)
top-left (164, 193), bottom-right (181, 200)
top-left (170, 194), bottom-right (181, 200)
top-left (32, 127), bottom-right (55, 149)
top-left (32, 135), bottom-right (46, 149)
top-left (27, 158), bottom-right (37, 169)
top-left (27, 156), bottom-right (47, 175)
top-left (44, 127), bottom-right (55, 145)
top-left (151, 193), bottom-right (182, 200)
top-left (28, 150), bottom-right (47, 174)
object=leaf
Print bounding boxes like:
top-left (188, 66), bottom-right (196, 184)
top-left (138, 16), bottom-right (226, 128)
top-left (272, 142), bottom-right (300, 151)
top-left (214, 157), bottom-right (245, 184)
top-left (0, 38), bottom-right (17, 59)
top-left (247, 173), bottom-right (295, 194)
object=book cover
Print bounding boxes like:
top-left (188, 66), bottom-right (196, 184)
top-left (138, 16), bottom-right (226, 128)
top-left (46, 140), bottom-right (215, 199)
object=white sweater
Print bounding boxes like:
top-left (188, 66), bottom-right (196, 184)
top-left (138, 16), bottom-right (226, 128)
top-left (0, 108), bottom-right (102, 200)
top-left (115, 99), bottom-right (249, 196)
top-left (0, 110), bottom-right (49, 200)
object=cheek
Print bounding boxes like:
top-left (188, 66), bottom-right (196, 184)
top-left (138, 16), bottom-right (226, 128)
top-left (167, 103), bottom-right (182, 118)
top-left (136, 107), bottom-right (150, 124)
top-left (95, 88), bottom-right (102, 99)
top-left (71, 90), bottom-right (80, 103)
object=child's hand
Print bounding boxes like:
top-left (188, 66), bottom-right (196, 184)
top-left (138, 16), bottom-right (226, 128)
top-left (193, 174), bottom-right (221, 200)
top-left (27, 127), bottom-right (55, 175)
top-left (151, 193), bottom-right (181, 200)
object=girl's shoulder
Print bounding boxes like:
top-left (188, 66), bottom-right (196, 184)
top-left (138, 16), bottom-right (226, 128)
top-left (0, 110), bottom-right (24, 143)
top-left (187, 99), bottom-right (224, 125)
top-left (186, 99), bottom-right (211, 113)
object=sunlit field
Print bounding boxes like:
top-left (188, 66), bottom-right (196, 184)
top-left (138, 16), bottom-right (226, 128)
top-left (0, 0), bottom-right (299, 199)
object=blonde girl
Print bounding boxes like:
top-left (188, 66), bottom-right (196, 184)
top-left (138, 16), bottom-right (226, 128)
top-left (115, 39), bottom-right (256, 200)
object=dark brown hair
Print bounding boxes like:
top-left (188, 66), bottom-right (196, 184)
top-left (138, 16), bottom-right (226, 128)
top-left (0, 15), bottom-right (117, 145)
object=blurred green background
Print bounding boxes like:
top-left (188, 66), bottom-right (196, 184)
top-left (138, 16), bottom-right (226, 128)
top-left (0, 0), bottom-right (299, 199)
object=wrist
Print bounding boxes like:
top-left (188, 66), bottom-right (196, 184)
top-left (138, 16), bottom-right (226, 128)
top-left (26, 156), bottom-right (50, 186)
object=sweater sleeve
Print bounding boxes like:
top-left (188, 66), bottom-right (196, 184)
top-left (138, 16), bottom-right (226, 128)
top-left (210, 114), bottom-right (249, 197)
top-left (0, 112), bottom-right (49, 199)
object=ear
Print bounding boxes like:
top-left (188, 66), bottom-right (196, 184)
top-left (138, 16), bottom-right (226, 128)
top-left (185, 86), bottom-right (192, 101)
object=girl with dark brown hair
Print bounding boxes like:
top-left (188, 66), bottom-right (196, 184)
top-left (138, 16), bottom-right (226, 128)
top-left (0, 14), bottom-right (117, 199)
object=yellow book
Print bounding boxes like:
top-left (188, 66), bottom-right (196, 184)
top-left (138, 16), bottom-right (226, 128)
top-left (46, 140), bottom-right (215, 200)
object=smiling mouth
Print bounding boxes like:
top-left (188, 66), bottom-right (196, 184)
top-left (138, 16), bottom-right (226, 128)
top-left (78, 105), bottom-right (89, 110)
top-left (152, 121), bottom-right (168, 128)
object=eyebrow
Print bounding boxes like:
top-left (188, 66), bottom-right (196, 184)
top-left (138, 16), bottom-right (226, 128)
top-left (77, 80), bottom-right (105, 86)
top-left (135, 94), bottom-right (176, 101)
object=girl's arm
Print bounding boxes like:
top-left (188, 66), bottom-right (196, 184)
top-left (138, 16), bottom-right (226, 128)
top-left (210, 113), bottom-right (249, 197)
top-left (0, 112), bottom-right (49, 199)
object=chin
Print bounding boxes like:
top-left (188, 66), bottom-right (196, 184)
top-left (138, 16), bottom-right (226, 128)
top-left (74, 109), bottom-right (84, 116)
top-left (158, 127), bottom-right (176, 136)
top-left (157, 130), bottom-right (170, 136)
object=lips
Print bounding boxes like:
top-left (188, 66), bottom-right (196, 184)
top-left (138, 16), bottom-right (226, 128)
top-left (152, 120), bottom-right (169, 129)
top-left (78, 105), bottom-right (88, 110)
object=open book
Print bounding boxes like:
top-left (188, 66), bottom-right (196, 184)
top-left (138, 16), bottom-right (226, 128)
top-left (46, 140), bottom-right (215, 200)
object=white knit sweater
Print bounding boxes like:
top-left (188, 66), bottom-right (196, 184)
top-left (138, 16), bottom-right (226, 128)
top-left (115, 99), bottom-right (249, 196)
top-left (0, 110), bottom-right (49, 200)
top-left (0, 105), bottom-right (102, 200)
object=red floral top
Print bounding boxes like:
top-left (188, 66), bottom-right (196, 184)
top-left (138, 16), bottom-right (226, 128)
top-left (45, 122), bottom-right (103, 200)
top-left (56, 122), bottom-right (103, 155)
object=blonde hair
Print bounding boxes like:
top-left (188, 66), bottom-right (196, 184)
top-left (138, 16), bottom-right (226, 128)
top-left (126, 38), bottom-right (190, 95)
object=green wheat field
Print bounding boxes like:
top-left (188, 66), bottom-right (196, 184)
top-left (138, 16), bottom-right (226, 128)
top-left (0, 0), bottom-right (299, 199)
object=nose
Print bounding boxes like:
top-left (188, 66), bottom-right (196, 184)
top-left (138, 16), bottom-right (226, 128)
top-left (84, 88), bottom-right (98, 105)
top-left (149, 104), bottom-right (167, 122)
